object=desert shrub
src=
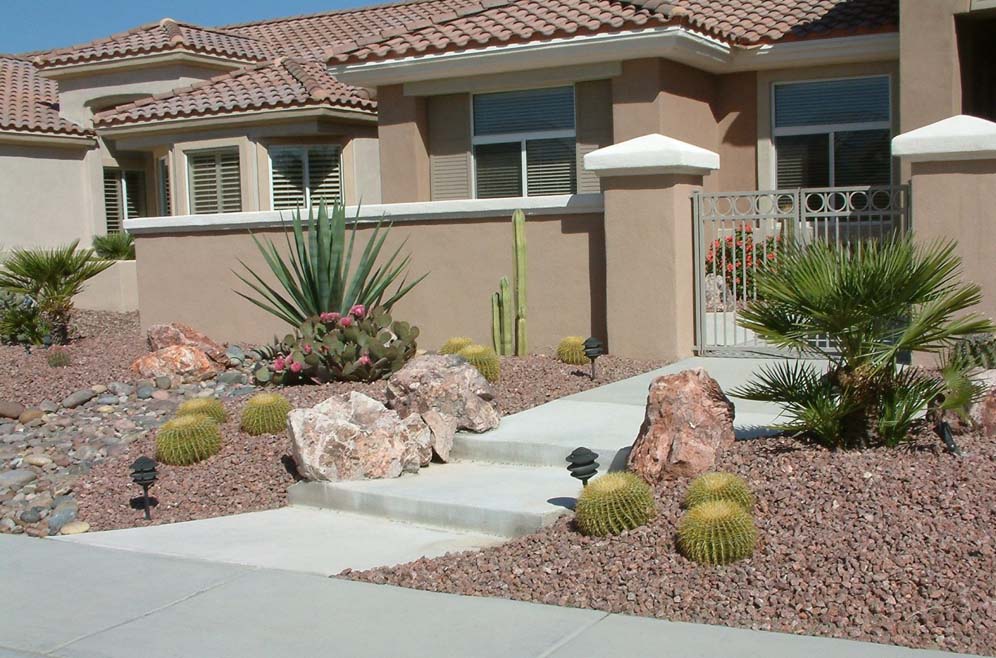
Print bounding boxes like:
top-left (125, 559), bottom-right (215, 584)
top-left (46, 347), bottom-right (71, 368)
top-left (457, 344), bottom-right (500, 382)
top-left (0, 241), bottom-right (112, 344)
top-left (253, 306), bottom-right (418, 385)
top-left (684, 472), bottom-right (754, 511)
top-left (575, 472), bottom-right (657, 537)
top-left (556, 336), bottom-right (588, 366)
top-left (236, 200), bottom-right (427, 327)
top-left (440, 337), bottom-right (473, 355)
top-left (735, 236), bottom-right (994, 449)
top-left (156, 414), bottom-right (222, 466)
top-left (677, 499), bottom-right (757, 566)
top-left (241, 393), bottom-right (292, 435)
top-left (92, 232), bottom-right (135, 260)
top-left (705, 225), bottom-right (781, 303)
top-left (176, 398), bottom-right (227, 424)
top-left (0, 291), bottom-right (49, 345)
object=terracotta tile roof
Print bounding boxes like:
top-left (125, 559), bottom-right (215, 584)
top-left (328, 0), bottom-right (899, 64)
top-left (0, 55), bottom-right (89, 136)
top-left (224, 0), bottom-right (469, 59)
top-left (93, 58), bottom-right (375, 128)
top-left (33, 18), bottom-right (273, 69)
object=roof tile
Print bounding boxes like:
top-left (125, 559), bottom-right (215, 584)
top-left (0, 55), bottom-right (88, 136)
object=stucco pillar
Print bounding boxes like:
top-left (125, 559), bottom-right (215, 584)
top-left (585, 134), bottom-right (720, 361)
top-left (377, 84), bottom-right (430, 203)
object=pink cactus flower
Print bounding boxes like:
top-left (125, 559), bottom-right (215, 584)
top-left (339, 316), bottom-right (354, 328)
top-left (273, 357), bottom-right (286, 371)
top-left (349, 304), bottom-right (366, 319)
top-left (320, 311), bottom-right (341, 324)
top-left (302, 343), bottom-right (312, 355)
top-left (357, 354), bottom-right (372, 367)
top-left (289, 361), bottom-right (303, 374)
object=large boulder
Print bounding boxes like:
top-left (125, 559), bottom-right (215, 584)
top-left (288, 392), bottom-right (431, 482)
top-left (131, 345), bottom-right (221, 385)
top-left (628, 368), bottom-right (736, 481)
top-left (147, 322), bottom-right (227, 364)
top-left (386, 354), bottom-right (499, 433)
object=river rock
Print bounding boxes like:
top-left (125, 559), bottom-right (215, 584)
top-left (61, 389), bottom-right (96, 409)
top-left (0, 400), bottom-right (25, 420)
top-left (628, 368), bottom-right (736, 481)
top-left (0, 469), bottom-right (37, 490)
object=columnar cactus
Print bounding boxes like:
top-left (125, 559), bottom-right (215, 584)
top-left (574, 471), bottom-right (657, 537)
top-left (677, 499), bottom-right (757, 565)
top-left (458, 344), bottom-right (500, 382)
top-left (556, 336), bottom-right (589, 366)
top-left (513, 209), bottom-right (527, 357)
top-left (241, 392), bottom-right (292, 435)
top-left (176, 397), bottom-right (228, 424)
top-left (683, 472), bottom-right (755, 511)
top-left (156, 414), bottom-right (222, 466)
top-left (490, 210), bottom-right (528, 356)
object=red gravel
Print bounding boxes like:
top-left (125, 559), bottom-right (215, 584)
top-left (0, 311), bottom-right (146, 407)
top-left (344, 431), bottom-right (996, 656)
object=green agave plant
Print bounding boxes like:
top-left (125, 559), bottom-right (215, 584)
top-left (235, 201), bottom-right (427, 327)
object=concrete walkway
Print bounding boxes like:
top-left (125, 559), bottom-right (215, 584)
top-left (0, 535), bottom-right (980, 658)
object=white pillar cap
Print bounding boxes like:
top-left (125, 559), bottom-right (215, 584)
top-left (892, 115), bottom-right (996, 162)
top-left (584, 133), bottom-right (720, 177)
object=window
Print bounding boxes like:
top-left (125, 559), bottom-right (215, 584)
top-left (157, 156), bottom-right (171, 216)
top-left (103, 168), bottom-right (146, 232)
top-left (773, 76), bottom-right (892, 188)
top-left (187, 148), bottom-right (242, 214)
top-left (269, 145), bottom-right (342, 210)
top-left (472, 86), bottom-right (577, 198)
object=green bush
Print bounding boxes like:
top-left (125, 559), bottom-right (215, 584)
top-left (575, 472), bottom-right (657, 537)
top-left (241, 393), bottom-right (292, 435)
top-left (684, 472), bottom-right (754, 511)
top-left (176, 398), bottom-right (227, 424)
top-left (735, 236), bottom-right (994, 449)
top-left (457, 344), bottom-right (500, 382)
top-left (156, 414), bottom-right (222, 466)
top-left (92, 232), bottom-right (135, 260)
top-left (0, 291), bottom-right (49, 345)
top-left (556, 336), bottom-right (588, 366)
top-left (236, 200), bottom-right (427, 328)
top-left (677, 499), bottom-right (757, 566)
top-left (0, 241), bottom-right (112, 344)
top-left (253, 307), bottom-right (418, 385)
top-left (440, 337), bottom-right (473, 355)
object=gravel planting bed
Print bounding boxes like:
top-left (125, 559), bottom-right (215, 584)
top-left (344, 431), bottom-right (996, 656)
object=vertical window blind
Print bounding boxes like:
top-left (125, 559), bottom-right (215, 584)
top-left (472, 86), bottom-right (577, 199)
top-left (773, 76), bottom-right (892, 188)
top-left (157, 157), bottom-right (171, 216)
top-left (103, 168), bottom-right (146, 232)
top-left (188, 148), bottom-right (242, 214)
top-left (270, 145), bottom-right (342, 210)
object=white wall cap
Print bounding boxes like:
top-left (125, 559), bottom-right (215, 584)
top-left (892, 115), bottom-right (996, 162)
top-left (584, 133), bottom-right (720, 177)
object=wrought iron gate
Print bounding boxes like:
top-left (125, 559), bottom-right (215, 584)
top-left (693, 185), bottom-right (910, 357)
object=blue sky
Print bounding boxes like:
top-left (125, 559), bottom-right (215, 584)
top-left (1, 0), bottom-right (375, 55)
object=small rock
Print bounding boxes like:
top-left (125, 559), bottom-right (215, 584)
top-left (0, 469), bottom-right (37, 490)
top-left (39, 400), bottom-right (58, 413)
top-left (0, 518), bottom-right (16, 532)
top-left (108, 382), bottom-right (134, 397)
top-left (18, 409), bottom-right (44, 425)
top-left (136, 386), bottom-right (154, 400)
top-left (151, 391), bottom-right (170, 401)
top-left (59, 520), bottom-right (90, 535)
top-left (19, 508), bottom-right (42, 523)
top-left (91, 385), bottom-right (107, 394)
top-left (23, 454), bottom-right (52, 467)
top-left (61, 389), bottom-right (96, 409)
top-left (95, 405), bottom-right (116, 414)
top-left (218, 371), bottom-right (246, 385)
top-left (95, 395), bottom-right (119, 405)
top-left (0, 400), bottom-right (25, 420)
top-left (155, 376), bottom-right (172, 390)
top-left (225, 345), bottom-right (246, 363)
top-left (0, 423), bottom-right (13, 436)
top-left (47, 505), bottom-right (77, 532)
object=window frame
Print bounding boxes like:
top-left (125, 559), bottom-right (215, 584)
top-left (157, 156), bottom-right (171, 217)
top-left (770, 74), bottom-right (893, 188)
top-left (266, 144), bottom-right (344, 211)
top-left (470, 86), bottom-right (577, 199)
top-left (103, 167), bottom-right (146, 232)
top-left (185, 147), bottom-right (242, 215)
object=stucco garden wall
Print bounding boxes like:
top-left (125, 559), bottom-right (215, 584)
top-left (74, 260), bottom-right (139, 313)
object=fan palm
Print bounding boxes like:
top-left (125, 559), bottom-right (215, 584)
top-left (92, 231), bottom-right (135, 260)
top-left (734, 235), bottom-right (994, 448)
top-left (235, 201), bottom-right (427, 327)
top-left (0, 241), bottom-right (112, 344)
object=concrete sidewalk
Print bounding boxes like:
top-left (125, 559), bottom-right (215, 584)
top-left (0, 536), bottom-right (981, 658)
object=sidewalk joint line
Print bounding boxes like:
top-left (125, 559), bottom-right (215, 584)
top-left (534, 611), bottom-right (611, 658)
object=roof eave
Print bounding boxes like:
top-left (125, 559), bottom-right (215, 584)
top-left (0, 129), bottom-right (96, 148)
top-left (328, 27), bottom-right (898, 87)
top-left (36, 51), bottom-right (264, 80)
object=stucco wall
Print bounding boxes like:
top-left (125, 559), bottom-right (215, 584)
top-left (910, 159), bottom-right (996, 323)
top-left (74, 260), bottom-right (138, 313)
top-left (133, 212), bottom-right (606, 351)
top-left (0, 143), bottom-right (94, 249)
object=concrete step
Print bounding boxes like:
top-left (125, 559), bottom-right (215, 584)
top-left (289, 462), bottom-right (582, 537)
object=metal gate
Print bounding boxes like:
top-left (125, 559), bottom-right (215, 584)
top-left (693, 185), bottom-right (910, 357)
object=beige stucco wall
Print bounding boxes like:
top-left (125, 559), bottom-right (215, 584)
top-left (0, 143), bottom-right (95, 249)
top-left (133, 212), bottom-right (606, 351)
top-left (74, 260), bottom-right (138, 313)
top-left (378, 85), bottom-right (430, 203)
top-left (910, 159), bottom-right (996, 323)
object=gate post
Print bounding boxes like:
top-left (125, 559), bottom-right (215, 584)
top-left (585, 134), bottom-right (720, 360)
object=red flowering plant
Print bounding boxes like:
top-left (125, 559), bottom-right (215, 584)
top-left (705, 225), bottom-right (782, 304)
top-left (253, 305), bottom-right (419, 385)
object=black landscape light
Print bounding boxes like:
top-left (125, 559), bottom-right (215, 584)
top-left (130, 456), bottom-right (158, 520)
top-left (583, 337), bottom-right (604, 380)
top-left (937, 421), bottom-right (963, 457)
top-left (566, 447), bottom-right (599, 487)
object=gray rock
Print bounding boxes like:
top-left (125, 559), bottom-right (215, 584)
top-left (0, 423), bottom-right (14, 436)
top-left (39, 400), bottom-right (58, 413)
top-left (155, 376), bottom-right (172, 390)
top-left (0, 400), bottom-right (25, 420)
top-left (47, 505), bottom-right (76, 532)
top-left (61, 389), bottom-right (96, 409)
top-left (217, 371), bottom-right (247, 385)
top-left (0, 469), bottom-right (37, 490)
top-left (227, 385), bottom-right (256, 398)
top-left (136, 386), bottom-right (154, 400)
top-left (0, 518), bottom-right (16, 533)
top-left (225, 345), bottom-right (245, 362)
top-left (19, 508), bottom-right (42, 523)
top-left (108, 382), bottom-right (134, 397)
top-left (96, 395), bottom-right (120, 406)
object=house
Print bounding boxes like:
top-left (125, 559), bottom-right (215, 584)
top-left (2, 0), bottom-right (994, 359)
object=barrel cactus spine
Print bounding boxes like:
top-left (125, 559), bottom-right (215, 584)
top-left (677, 499), bottom-right (757, 566)
top-left (241, 392), bottom-right (292, 436)
top-left (156, 414), bottom-right (222, 466)
top-left (176, 397), bottom-right (228, 424)
top-left (574, 471), bottom-right (657, 537)
top-left (684, 472), bottom-right (755, 511)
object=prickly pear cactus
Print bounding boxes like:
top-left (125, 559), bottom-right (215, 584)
top-left (176, 397), bottom-right (228, 424)
top-left (677, 499), bottom-right (757, 566)
top-left (240, 393), bottom-right (292, 436)
top-left (575, 472), bottom-right (657, 537)
top-left (156, 414), bottom-right (222, 466)
top-left (684, 472), bottom-right (754, 511)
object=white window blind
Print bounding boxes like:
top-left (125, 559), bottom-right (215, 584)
top-left (270, 145), bottom-right (342, 210)
top-left (103, 168), bottom-right (146, 232)
top-left (773, 76), bottom-right (892, 188)
top-left (472, 86), bottom-right (577, 199)
top-left (188, 149), bottom-right (242, 214)
top-left (103, 169), bottom-right (122, 233)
